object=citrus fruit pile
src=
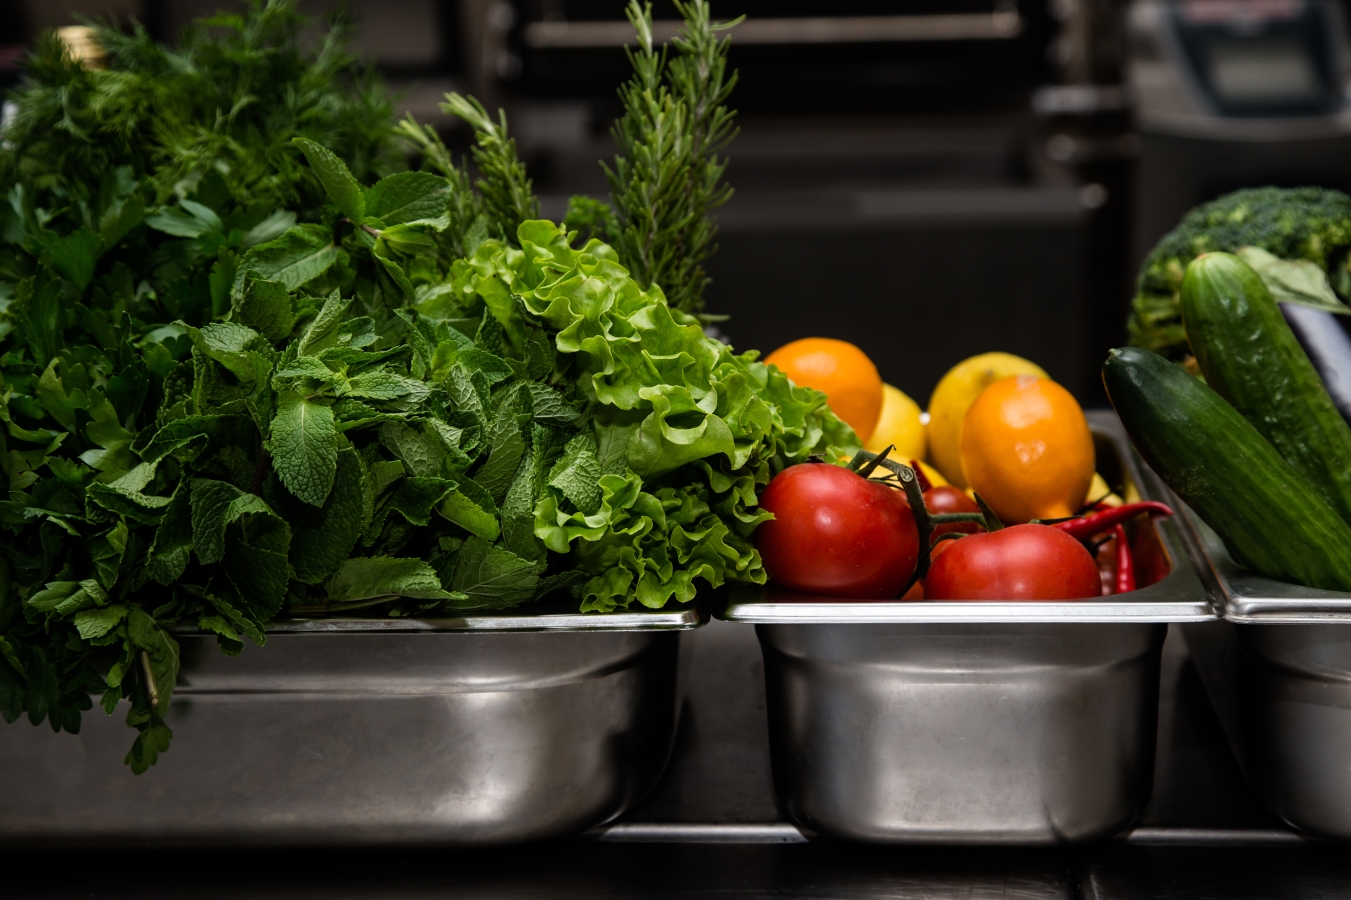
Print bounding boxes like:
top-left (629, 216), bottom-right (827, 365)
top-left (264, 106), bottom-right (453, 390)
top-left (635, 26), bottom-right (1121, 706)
top-left (764, 341), bottom-right (1109, 522)
top-left (756, 340), bottom-right (1161, 602)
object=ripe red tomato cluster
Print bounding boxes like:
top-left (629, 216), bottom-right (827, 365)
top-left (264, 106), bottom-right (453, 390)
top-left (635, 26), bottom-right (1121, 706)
top-left (755, 462), bottom-right (1101, 601)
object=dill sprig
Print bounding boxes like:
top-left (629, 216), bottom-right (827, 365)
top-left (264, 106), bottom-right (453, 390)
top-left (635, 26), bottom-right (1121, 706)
top-left (0, 0), bottom-right (400, 214)
top-left (604, 0), bottom-right (741, 315)
top-left (441, 93), bottom-right (539, 244)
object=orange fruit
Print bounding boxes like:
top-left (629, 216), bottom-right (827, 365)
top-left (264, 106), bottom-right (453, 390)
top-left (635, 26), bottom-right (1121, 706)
top-left (765, 338), bottom-right (883, 442)
top-left (959, 375), bottom-right (1094, 524)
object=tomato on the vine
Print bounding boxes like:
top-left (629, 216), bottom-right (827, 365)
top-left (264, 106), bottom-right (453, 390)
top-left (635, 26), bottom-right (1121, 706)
top-left (924, 485), bottom-right (983, 557)
top-left (756, 463), bottom-right (919, 599)
top-left (924, 524), bottom-right (1101, 601)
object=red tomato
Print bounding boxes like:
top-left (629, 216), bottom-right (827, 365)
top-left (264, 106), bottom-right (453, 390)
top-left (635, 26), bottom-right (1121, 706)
top-left (924, 524), bottom-right (1101, 601)
top-left (924, 486), bottom-right (983, 557)
top-left (757, 463), bottom-right (919, 599)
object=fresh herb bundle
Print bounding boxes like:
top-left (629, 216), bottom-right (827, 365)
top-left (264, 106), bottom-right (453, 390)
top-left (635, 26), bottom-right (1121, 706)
top-left (599, 0), bottom-right (741, 316)
top-left (1, 0), bottom-right (400, 215)
top-left (0, 1), bottom-right (852, 772)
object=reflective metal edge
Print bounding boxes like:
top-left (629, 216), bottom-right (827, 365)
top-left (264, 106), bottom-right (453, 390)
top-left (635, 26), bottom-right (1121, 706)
top-left (1176, 506), bottom-right (1351, 624)
top-left (583, 823), bottom-right (1308, 846)
top-left (587, 823), bottom-right (809, 844)
top-left (1122, 827), bottom-right (1311, 846)
top-left (173, 606), bottom-right (708, 635)
top-left (720, 412), bottom-right (1215, 624)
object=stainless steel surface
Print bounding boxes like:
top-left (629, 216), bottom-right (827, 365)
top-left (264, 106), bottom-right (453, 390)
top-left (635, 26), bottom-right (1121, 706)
top-left (1183, 618), bottom-right (1351, 840)
top-left (9, 616), bottom-right (1347, 898)
top-left (523, 12), bottom-right (1023, 49)
top-left (1178, 506), bottom-right (1351, 622)
top-left (1123, 827), bottom-right (1310, 846)
top-left (1168, 442), bottom-right (1351, 839)
top-left (722, 411), bottom-right (1214, 624)
top-left (0, 625), bottom-right (695, 846)
top-left (593, 823), bottom-right (808, 843)
top-left (756, 621), bottom-right (1166, 844)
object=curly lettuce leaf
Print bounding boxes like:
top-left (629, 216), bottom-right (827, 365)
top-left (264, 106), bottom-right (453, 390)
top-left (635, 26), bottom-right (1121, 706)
top-left (428, 220), bottom-right (856, 612)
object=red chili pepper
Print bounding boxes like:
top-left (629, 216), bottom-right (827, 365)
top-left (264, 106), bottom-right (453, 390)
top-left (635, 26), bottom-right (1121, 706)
top-left (1052, 501), bottom-right (1173, 540)
top-left (1112, 523), bottom-right (1135, 594)
top-left (910, 460), bottom-right (932, 492)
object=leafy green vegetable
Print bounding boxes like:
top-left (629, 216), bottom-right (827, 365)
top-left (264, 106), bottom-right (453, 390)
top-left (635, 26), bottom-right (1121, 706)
top-left (0, 0), bottom-right (854, 773)
top-left (1130, 187), bottom-right (1351, 359)
top-left (419, 220), bottom-right (854, 612)
top-left (0, 0), bottom-right (401, 217)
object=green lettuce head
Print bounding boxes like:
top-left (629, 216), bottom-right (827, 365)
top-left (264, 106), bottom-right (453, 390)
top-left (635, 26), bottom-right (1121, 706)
top-left (418, 220), bottom-right (856, 612)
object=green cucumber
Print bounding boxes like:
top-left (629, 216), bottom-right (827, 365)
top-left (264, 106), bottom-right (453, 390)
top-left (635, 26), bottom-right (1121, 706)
top-left (1103, 346), bottom-right (1351, 592)
top-left (1181, 252), bottom-right (1351, 524)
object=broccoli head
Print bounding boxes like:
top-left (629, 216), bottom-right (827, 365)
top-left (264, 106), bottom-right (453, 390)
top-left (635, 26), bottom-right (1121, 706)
top-left (1129, 186), bottom-right (1351, 359)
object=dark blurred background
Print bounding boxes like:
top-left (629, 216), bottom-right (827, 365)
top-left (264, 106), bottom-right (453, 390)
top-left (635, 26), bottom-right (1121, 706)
top-left (3, 0), bottom-right (1350, 403)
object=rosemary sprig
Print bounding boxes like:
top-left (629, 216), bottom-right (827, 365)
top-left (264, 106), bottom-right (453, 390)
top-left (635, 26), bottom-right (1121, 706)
top-left (441, 93), bottom-right (539, 244)
top-left (604, 0), bottom-right (741, 315)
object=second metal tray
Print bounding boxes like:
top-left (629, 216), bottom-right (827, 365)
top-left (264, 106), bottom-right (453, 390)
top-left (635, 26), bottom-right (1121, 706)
top-left (713, 411), bottom-right (1211, 844)
top-left (722, 410), bottom-right (1213, 624)
top-left (1177, 505), bottom-right (1351, 623)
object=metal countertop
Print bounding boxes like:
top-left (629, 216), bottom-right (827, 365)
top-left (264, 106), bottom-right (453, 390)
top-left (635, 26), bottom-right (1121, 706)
top-left (4, 620), bottom-right (1348, 899)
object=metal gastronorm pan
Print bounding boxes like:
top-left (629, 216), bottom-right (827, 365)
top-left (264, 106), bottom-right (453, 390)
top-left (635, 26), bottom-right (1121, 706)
top-left (1177, 505), bottom-right (1351, 839)
top-left (0, 606), bottom-right (703, 846)
top-left (719, 411), bottom-right (1214, 844)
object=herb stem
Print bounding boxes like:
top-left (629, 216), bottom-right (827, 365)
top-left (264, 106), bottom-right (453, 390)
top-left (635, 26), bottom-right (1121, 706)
top-left (248, 448), bottom-right (272, 497)
top-left (140, 650), bottom-right (159, 710)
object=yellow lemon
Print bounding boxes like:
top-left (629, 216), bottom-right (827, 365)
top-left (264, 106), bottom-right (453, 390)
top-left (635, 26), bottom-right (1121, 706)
top-left (917, 459), bottom-right (948, 488)
top-left (1085, 472), bottom-right (1123, 508)
top-left (864, 384), bottom-right (926, 460)
top-left (927, 352), bottom-right (1049, 487)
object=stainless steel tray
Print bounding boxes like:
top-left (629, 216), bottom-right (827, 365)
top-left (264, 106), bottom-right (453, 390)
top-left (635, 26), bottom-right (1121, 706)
top-left (754, 621), bottom-right (1167, 844)
top-left (1172, 478), bottom-right (1351, 838)
top-left (1182, 619), bottom-right (1351, 840)
top-left (721, 412), bottom-right (1213, 625)
top-left (715, 411), bottom-right (1212, 844)
top-left (0, 607), bottom-right (703, 846)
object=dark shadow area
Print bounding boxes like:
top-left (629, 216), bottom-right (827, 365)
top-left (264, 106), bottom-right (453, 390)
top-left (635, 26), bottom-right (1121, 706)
top-left (1079, 844), bottom-right (1351, 900)
top-left (1136, 626), bottom-right (1282, 830)
top-left (0, 842), bottom-right (1075, 900)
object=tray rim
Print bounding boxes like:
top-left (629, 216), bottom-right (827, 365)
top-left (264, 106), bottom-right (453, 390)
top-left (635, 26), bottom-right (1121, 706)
top-left (172, 605), bottom-right (708, 636)
top-left (1175, 504), bottom-right (1351, 624)
top-left (719, 410), bottom-right (1217, 625)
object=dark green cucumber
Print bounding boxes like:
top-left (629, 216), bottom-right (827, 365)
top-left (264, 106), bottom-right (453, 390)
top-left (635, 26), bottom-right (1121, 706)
top-left (1180, 252), bottom-right (1351, 525)
top-left (1103, 346), bottom-right (1351, 592)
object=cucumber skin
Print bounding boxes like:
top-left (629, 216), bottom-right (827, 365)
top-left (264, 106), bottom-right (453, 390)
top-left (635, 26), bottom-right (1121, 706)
top-left (1103, 346), bottom-right (1351, 592)
top-left (1181, 252), bottom-right (1351, 525)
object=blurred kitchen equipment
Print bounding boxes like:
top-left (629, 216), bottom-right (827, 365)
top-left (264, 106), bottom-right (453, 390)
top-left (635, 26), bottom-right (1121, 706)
top-left (501, 0), bottom-right (1055, 113)
top-left (1128, 0), bottom-right (1351, 266)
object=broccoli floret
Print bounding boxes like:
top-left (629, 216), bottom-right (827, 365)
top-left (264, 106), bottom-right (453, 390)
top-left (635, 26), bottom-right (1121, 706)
top-left (1129, 187), bottom-right (1351, 359)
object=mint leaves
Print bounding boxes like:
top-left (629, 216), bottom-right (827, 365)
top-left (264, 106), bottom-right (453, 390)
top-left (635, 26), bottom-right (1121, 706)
top-left (0, 2), bottom-right (847, 778)
top-left (271, 393), bottom-right (340, 507)
top-left (294, 139), bottom-right (367, 224)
